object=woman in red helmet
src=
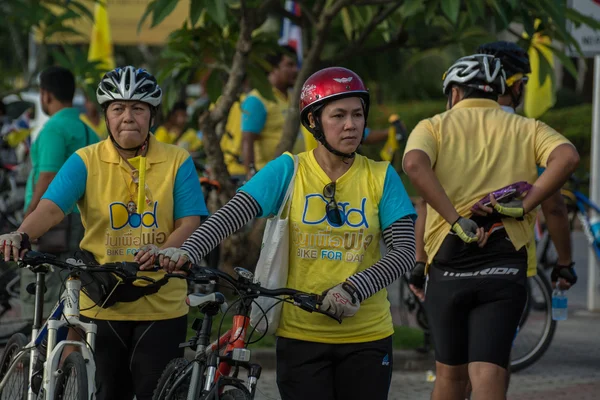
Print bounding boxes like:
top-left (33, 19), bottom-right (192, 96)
top-left (152, 67), bottom-right (417, 399)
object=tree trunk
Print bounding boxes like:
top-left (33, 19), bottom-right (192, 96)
top-left (197, 1), bottom-right (275, 276)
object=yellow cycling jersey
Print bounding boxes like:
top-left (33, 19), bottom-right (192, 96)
top-left (80, 114), bottom-right (108, 140)
top-left (69, 136), bottom-right (204, 320)
top-left (277, 152), bottom-right (396, 343)
top-left (218, 98), bottom-right (246, 176)
top-left (242, 88), bottom-right (291, 169)
top-left (404, 99), bottom-right (573, 277)
top-left (154, 126), bottom-right (202, 152)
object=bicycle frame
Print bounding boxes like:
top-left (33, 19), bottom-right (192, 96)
top-left (0, 270), bottom-right (98, 400)
top-left (184, 297), bottom-right (256, 400)
top-left (572, 190), bottom-right (600, 260)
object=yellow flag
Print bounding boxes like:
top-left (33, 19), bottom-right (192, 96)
top-left (524, 27), bottom-right (555, 118)
top-left (88, 0), bottom-right (115, 73)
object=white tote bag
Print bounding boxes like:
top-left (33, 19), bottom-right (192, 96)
top-left (249, 155), bottom-right (299, 335)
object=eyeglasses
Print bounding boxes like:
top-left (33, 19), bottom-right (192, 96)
top-left (323, 182), bottom-right (343, 226)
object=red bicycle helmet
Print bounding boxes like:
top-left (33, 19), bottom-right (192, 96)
top-left (299, 67), bottom-right (370, 158)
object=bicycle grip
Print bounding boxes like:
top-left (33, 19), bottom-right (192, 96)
top-left (149, 255), bottom-right (192, 272)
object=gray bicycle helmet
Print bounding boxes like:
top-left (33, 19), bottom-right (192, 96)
top-left (442, 54), bottom-right (506, 96)
top-left (97, 66), bottom-right (162, 107)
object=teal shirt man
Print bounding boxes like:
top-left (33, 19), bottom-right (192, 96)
top-left (25, 107), bottom-right (98, 212)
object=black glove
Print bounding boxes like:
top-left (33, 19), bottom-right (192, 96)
top-left (551, 262), bottom-right (577, 286)
top-left (409, 261), bottom-right (426, 290)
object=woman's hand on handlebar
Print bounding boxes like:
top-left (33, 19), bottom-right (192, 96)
top-left (0, 231), bottom-right (31, 262)
top-left (157, 247), bottom-right (192, 273)
top-left (134, 244), bottom-right (160, 270)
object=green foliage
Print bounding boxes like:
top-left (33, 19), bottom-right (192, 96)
top-left (0, 0), bottom-right (96, 93)
top-left (50, 47), bottom-right (106, 101)
top-left (538, 104), bottom-right (592, 174)
top-left (146, 2), bottom-right (278, 112)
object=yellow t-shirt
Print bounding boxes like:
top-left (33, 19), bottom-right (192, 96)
top-left (219, 98), bottom-right (246, 176)
top-left (80, 114), bottom-right (108, 140)
top-left (73, 136), bottom-right (204, 320)
top-left (155, 126), bottom-right (202, 152)
top-left (403, 99), bottom-right (572, 277)
top-left (243, 151), bottom-right (414, 343)
top-left (242, 89), bottom-right (291, 169)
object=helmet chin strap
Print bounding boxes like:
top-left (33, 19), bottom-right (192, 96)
top-left (105, 108), bottom-right (154, 156)
top-left (109, 133), bottom-right (149, 155)
top-left (308, 108), bottom-right (364, 160)
top-left (311, 125), bottom-right (362, 159)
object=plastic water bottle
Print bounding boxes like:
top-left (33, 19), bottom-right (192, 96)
top-left (552, 289), bottom-right (568, 321)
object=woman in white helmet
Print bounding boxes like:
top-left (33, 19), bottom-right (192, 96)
top-left (0, 66), bottom-right (208, 400)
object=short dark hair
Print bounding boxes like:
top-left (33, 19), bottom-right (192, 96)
top-left (167, 101), bottom-right (187, 120)
top-left (456, 84), bottom-right (497, 101)
top-left (170, 101), bottom-right (187, 113)
top-left (266, 45), bottom-right (297, 68)
top-left (39, 66), bottom-right (75, 103)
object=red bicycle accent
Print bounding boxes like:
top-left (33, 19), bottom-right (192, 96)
top-left (216, 315), bottom-right (250, 380)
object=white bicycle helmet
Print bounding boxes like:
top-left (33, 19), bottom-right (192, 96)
top-left (97, 66), bottom-right (162, 107)
top-left (442, 54), bottom-right (506, 96)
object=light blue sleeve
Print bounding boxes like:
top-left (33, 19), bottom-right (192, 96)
top-left (241, 95), bottom-right (267, 134)
top-left (174, 156), bottom-right (209, 220)
top-left (42, 153), bottom-right (87, 214)
top-left (537, 167), bottom-right (545, 176)
top-left (363, 127), bottom-right (371, 139)
top-left (379, 164), bottom-right (417, 230)
top-left (238, 154), bottom-right (295, 218)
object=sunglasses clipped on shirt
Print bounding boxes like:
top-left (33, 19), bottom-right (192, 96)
top-left (323, 181), bottom-right (343, 226)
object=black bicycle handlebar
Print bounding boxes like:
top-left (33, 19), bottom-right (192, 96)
top-left (19, 251), bottom-right (342, 323)
top-left (182, 264), bottom-right (342, 323)
top-left (18, 251), bottom-right (156, 282)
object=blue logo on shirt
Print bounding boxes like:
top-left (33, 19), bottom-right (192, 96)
top-left (301, 195), bottom-right (368, 228)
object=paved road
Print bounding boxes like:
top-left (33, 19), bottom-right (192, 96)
top-left (254, 232), bottom-right (600, 399)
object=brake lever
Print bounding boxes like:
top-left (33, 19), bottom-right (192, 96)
top-left (293, 294), bottom-right (342, 324)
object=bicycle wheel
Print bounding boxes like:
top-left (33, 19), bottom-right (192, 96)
top-left (0, 263), bottom-right (31, 344)
top-left (0, 333), bottom-right (28, 400)
top-left (510, 270), bottom-right (556, 372)
top-left (153, 358), bottom-right (192, 400)
top-left (221, 388), bottom-right (251, 400)
top-left (54, 352), bottom-right (88, 400)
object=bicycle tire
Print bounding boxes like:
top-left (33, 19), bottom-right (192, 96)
top-left (0, 333), bottom-right (28, 400)
top-left (54, 352), bottom-right (88, 400)
top-left (0, 264), bottom-right (32, 344)
top-left (510, 271), bottom-right (556, 372)
top-left (221, 388), bottom-right (251, 400)
top-left (152, 357), bottom-right (192, 400)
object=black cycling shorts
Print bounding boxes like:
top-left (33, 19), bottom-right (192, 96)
top-left (80, 315), bottom-right (187, 400)
top-left (425, 228), bottom-right (528, 369)
top-left (276, 336), bottom-right (393, 400)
